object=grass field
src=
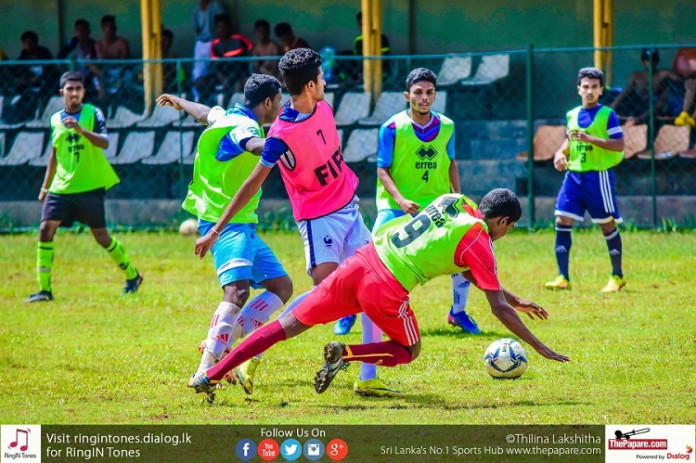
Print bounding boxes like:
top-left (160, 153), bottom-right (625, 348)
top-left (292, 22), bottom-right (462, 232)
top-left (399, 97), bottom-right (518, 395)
top-left (1, 229), bottom-right (695, 425)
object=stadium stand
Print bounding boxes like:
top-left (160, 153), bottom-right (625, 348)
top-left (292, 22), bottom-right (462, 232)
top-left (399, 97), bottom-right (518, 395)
top-left (460, 54), bottom-right (510, 86)
top-left (622, 124), bottom-right (648, 159)
top-left (637, 125), bottom-right (690, 160)
top-left (516, 125), bottom-right (566, 162)
top-left (437, 55), bottom-right (472, 86)
top-left (111, 131), bottom-right (155, 164)
top-left (359, 91), bottom-right (404, 126)
top-left (26, 96), bottom-right (64, 129)
top-left (343, 128), bottom-right (378, 162)
top-left (143, 131), bottom-right (195, 164)
top-left (335, 92), bottom-right (371, 126)
top-left (0, 132), bottom-right (43, 165)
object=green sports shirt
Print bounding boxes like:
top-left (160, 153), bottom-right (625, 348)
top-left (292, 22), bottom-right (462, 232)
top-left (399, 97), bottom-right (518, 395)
top-left (566, 105), bottom-right (624, 172)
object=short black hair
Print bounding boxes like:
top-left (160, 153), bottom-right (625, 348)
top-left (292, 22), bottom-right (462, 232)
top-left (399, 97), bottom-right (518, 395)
top-left (406, 67), bottom-right (437, 91)
top-left (278, 48), bottom-right (322, 95)
top-left (640, 48), bottom-right (660, 67)
top-left (100, 14), bottom-right (116, 26)
top-left (244, 73), bottom-right (282, 108)
top-left (577, 67), bottom-right (604, 87)
top-left (254, 19), bottom-right (270, 31)
top-left (214, 13), bottom-right (231, 25)
top-left (20, 31), bottom-right (38, 43)
top-left (60, 71), bottom-right (85, 89)
top-left (274, 22), bottom-right (292, 37)
top-left (479, 188), bottom-right (522, 223)
top-left (74, 18), bottom-right (90, 30)
top-left (162, 29), bottom-right (174, 42)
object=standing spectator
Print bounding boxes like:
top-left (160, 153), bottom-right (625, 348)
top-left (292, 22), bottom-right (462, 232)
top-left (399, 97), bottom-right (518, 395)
top-left (545, 67), bottom-right (626, 293)
top-left (58, 19), bottom-right (101, 100)
top-left (274, 22), bottom-right (310, 52)
top-left (352, 12), bottom-right (390, 57)
top-left (161, 29), bottom-right (180, 92)
top-left (192, 0), bottom-right (225, 101)
top-left (252, 19), bottom-right (281, 78)
top-left (26, 71), bottom-right (142, 303)
top-left (673, 47), bottom-right (696, 127)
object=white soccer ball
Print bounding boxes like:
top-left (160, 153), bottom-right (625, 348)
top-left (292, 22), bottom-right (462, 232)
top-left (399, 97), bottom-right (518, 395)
top-left (178, 218), bottom-right (199, 237)
top-left (483, 338), bottom-right (528, 379)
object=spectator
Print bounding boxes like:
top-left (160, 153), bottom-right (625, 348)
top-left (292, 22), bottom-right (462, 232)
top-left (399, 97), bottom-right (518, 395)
top-left (252, 19), bottom-right (281, 78)
top-left (161, 28), bottom-right (181, 92)
top-left (192, 0), bottom-right (225, 101)
top-left (12, 31), bottom-right (55, 122)
top-left (58, 19), bottom-right (101, 100)
top-left (673, 47), bottom-right (696, 127)
top-left (274, 22), bottom-right (310, 52)
top-left (352, 12), bottom-right (390, 57)
top-left (610, 48), bottom-right (677, 125)
top-left (95, 15), bottom-right (130, 59)
top-left (210, 13), bottom-right (253, 102)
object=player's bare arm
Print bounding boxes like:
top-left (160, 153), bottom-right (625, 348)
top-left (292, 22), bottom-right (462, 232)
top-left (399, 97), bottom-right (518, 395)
top-left (39, 148), bottom-right (58, 202)
top-left (243, 137), bottom-right (266, 155)
top-left (484, 289), bottom-right (570, 363)
top-left (568, 130), bottom-right (624, 152)
top-left (63, 117), bottom-right (108, 149)
top-left (377, 166), bottom-right (419, 214)
top-left (156, 94), bottom-right (211, 125)
top-left (194, 163), bottom-right (272, 258)
top-left (448, 159), bottom-right (461, 194)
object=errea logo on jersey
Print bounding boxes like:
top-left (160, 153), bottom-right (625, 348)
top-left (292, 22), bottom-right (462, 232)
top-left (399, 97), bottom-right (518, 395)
top-left (416, 145), bottom-right (437, 160)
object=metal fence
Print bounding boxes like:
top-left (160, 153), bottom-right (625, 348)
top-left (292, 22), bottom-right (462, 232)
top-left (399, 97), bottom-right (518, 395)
top-left (1, 44), bottom-right (695, 229)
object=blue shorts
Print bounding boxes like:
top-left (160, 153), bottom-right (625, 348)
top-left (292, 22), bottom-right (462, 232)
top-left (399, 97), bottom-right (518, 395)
top-left (373, 209), bottom-right (406, 234)
top-left (198, 221), bottom-right (288, 288)
top-left (555, 170), bottom-right (623, 224)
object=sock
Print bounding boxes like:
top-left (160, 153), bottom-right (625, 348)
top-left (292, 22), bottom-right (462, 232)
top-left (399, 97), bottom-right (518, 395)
top-left (359, 313), bottom-right (384, 381)
top-left (37, 241), bottom-right (54, 292)
top-left (253, 288), bottom-right (313, 361)
top-left (238, 291), bottom-right (285, 337)
top-left (195, 301), bottom-right (242, 375)
top-left (105, 239), bottom-right (138, 280)
top-left (554, 225), bottom-right (572, 280)
top-left (604, 228), bottom-right (623, 278)
top-left (450, 273), bottom-right (471, 315)
top-left (344, 341), bottom-right (413, 367)
top-left (207, 320), bottom-right (287, 381)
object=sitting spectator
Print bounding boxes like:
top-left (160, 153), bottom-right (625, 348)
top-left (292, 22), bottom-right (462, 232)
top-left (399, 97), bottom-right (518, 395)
top-left (210, 13), bottom-right (253, 101)
top-left (95, 15), bottom-right (133, 102)
top-left (11, 31), bottom-right (55, 122)
top-left (58, 18), bottom-right (101, 100)
top-left (274, 22), bottom-right (310, 52)
top-left (610, 48), bottom-right (677, 125)
top-left (252, 19), bottom-right (281, 78)
top-left (673, 47), bottom-right (696, 127)
top-left (192, 0), bottom-right (225, 101)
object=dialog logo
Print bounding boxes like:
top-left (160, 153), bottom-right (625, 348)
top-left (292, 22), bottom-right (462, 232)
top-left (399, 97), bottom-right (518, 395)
top-left (258, 438), bottom-right (280, 461)
top-left (1, 425), bottom-right (41, 463)
top-left (304, 438), bottom-right (325, 461)
top-left (280, 438), bottom-right (302, 461)
top-left (235, 438), bottom-right (256, 462)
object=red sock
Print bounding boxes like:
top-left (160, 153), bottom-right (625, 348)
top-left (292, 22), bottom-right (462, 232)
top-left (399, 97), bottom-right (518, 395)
top-left (343, 341), bottom-right (413, 367)
top-left (207, 320), bottom-right (287, 381)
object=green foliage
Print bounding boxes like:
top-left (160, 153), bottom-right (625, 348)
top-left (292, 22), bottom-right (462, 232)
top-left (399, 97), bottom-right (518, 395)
top-left (1, 230), bottom-right (695, 425)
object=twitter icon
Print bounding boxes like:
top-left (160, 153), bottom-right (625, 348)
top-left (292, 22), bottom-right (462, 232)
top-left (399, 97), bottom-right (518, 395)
top-left (280, 438), bottom-right (302, 461)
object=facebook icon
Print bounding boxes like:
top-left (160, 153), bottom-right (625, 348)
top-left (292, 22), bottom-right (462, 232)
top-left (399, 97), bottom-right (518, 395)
top-left (235, 439), bottom-right (256, 461)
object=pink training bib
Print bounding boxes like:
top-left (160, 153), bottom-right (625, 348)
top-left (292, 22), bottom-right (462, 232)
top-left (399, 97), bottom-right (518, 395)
top-left (268, 100), bottom-right (358, 221)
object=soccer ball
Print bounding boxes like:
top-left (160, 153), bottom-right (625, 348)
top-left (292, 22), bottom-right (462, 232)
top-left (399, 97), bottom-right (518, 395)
top-left (483, 338), bottom-right (528, 379)
top-left (178, 218), bottom-right (199, 236)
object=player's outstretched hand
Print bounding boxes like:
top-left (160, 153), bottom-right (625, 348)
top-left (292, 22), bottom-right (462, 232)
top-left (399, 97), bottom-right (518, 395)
top-left (514, 299), bottom-right (549, 320)
top-left (535, 344), bottom-right (570, 363)
top-left (194, 232), bottom-right (218, 259)
top-left (156, 94), bottom-right (182, 111)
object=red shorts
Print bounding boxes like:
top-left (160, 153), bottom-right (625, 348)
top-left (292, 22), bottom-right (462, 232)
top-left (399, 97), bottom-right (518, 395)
top-left (293, 243), bottom-right (420, 346)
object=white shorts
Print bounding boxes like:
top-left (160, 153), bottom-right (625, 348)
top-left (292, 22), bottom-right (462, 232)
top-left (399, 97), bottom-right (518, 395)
top-left (296, 198), bottom-right (372, 274)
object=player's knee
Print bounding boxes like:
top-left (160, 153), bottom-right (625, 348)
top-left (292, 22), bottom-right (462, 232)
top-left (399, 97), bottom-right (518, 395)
top-left (223, 283), bottom-right (250, 306)
top-left (38, 222), bottom-right (54, 241)
top-left (407, 341), bottom-right (421, 362)
top-left (266, 276), bottom-right (293, 303)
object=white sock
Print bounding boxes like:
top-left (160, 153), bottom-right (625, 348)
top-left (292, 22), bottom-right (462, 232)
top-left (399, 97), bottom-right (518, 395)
top-left (196, 301), bottom-right (241, 375)
top-left (253, 287), bottom-right (314, 360)
top-left (238, 291), bottom-right (285, 336)
top-left (451, 273), bottom-right (471, 315)
top-left (359, 313), bottom-right (383, 381)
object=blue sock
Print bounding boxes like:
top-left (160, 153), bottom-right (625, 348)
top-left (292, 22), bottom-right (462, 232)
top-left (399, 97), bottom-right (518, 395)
top-left (604, 228), bottom-right (623, 277)
top-left (555, 225), bottom-right (572, 280)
